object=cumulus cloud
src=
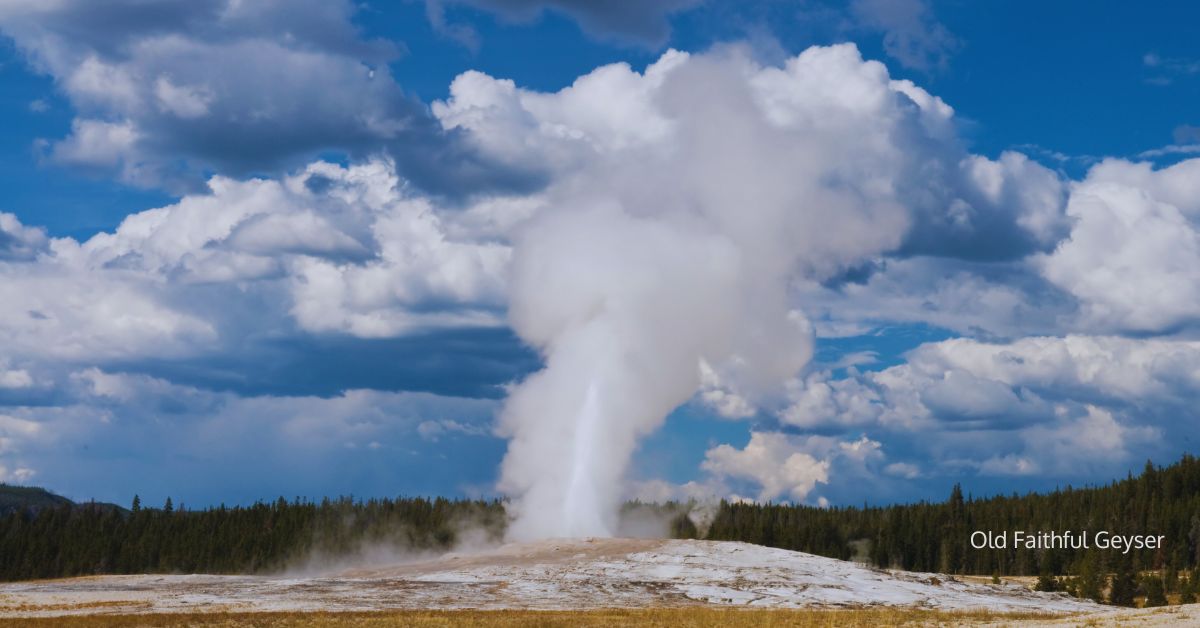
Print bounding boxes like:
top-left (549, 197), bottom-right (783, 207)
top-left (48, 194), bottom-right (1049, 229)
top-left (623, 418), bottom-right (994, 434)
top-left (0, 40), bottom-right (1077, 377)
top-left (1038, 158), bottom-right (1200, 333)
top-left (785, 335), bottom-right (1200, 427)
top-left (703, 432), bottom-right (832, 502)
top-left (884, 461), bottom-right (921, 479)
top-left (0, 213), bottom-right (48, 261)
top-left (0, 267), bottom-right (216, 362)
top-left (0, 0), bottom-right (531, 195)
top-left (643, 432), bottom-right (885, 504)
top-left (0, 156), bottom-right (522, 383)
top-left (0, 370), bottom-right (33, 390)
top-left (805, 156), bottom-right (1200, 340)
top-left (972, 406), bottom-right (1160, 478)
top-left (1019, 406), bottom-right (1158, 474)
top-left (696, 360), bottom-right (758, 419)
top-left (780, 335), bottom-right (1186, 478)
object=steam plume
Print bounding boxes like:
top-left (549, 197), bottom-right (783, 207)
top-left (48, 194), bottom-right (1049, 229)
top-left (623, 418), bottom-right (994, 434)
top-left (472, 44), bottom-right (1034, 539)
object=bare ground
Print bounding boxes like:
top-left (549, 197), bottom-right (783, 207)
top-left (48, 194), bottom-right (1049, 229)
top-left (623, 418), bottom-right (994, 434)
top-left (3, 537), bottom-right (1178, 626)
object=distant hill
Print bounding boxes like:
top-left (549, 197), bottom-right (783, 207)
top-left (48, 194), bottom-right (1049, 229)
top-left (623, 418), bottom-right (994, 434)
top-left (0, 484), bottom-right (126, 517)
top-left (0, 484), bottom-right (73, 516)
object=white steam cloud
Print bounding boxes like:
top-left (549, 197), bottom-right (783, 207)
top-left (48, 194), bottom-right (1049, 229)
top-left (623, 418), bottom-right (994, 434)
top-left (433, 44), bottom-right (1063, 539)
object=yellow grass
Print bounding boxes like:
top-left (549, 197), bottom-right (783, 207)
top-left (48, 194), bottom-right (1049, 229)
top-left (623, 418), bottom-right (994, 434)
top-left (0, 608), bottom-right (1068, 628)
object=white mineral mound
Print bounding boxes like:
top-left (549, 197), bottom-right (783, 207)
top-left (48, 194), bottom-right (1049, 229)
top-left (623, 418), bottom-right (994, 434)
top-left (0, 538), bottom-right (1098, 617)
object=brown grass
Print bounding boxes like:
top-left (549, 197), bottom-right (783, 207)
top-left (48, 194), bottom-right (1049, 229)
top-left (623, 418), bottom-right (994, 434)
top-left (0, 608), bottom-right (1069, 628)
top-left (0, 601), bottom-right (153, 613)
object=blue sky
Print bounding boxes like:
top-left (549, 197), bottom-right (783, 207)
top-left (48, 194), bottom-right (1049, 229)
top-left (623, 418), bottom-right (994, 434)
top-left (0, 0), bottom-right (1198, 512)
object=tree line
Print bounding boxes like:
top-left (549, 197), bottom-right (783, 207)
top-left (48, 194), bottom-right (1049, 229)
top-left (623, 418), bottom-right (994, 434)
top-left (695, 454), bottom-right (1200, 605)
top-left (1, 453), bottom-right (1198, 606)
top-left (0, 495), bottom-right (504, 581)
top-left (701, 455), bottom-right (1200, 577)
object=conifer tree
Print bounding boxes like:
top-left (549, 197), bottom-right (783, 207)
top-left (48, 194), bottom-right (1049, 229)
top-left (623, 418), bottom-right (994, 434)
top-left (1180, 571), bottom-right (1197, 604)
top-left (1107, 555), bottom-right (1137, 607)
top-left (1143, 574), bottom-right (1168, 607)
top-left (1035, 570), bottom-right (1059, 593)
top-left (1075, 553), bottom-right (1105, 603)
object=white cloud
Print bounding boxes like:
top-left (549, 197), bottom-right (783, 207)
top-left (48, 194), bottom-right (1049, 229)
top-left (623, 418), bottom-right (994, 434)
top-left (1039, 158), bottom-right (1200, 332)
top-left (1019, 405), bottom-right (1158, 473)
top-left (0, 44), bottom-right (1083, 373)
top-left (702, 432), bottom-right (832, 502)
top-left (0, 0), bottom-right (499, 192)
top-left (631, 432), bottom-right (890, 506)
top-left (884, 461), bottom-right (921, 479)
top-left (417, 418), bottom-right (489, 441)
top-left (154, 77), bottom-right (213, 119)
top-left (286, 192), bottom-right (510, 337)
top-left (46, 119), bottom-right (140, 172)
top-left (0, 213), bottom-right (47, 261)
top-left (979, 454), bottom-right (1038, 476)
top-left (785, 335), bottom-right (1200, 429)
top-left (0, 267), bottom-right (216, 361)
top-left (780, 335), bottom-right (1186, 478)
top-left (0, 158), bottom-right (512, 368)
top-left (696, 360), bottom-right (757, 419)
top-left (0, 368), bottom-right (34, 390)
top-left (0, 465), bottom-right (36, 484)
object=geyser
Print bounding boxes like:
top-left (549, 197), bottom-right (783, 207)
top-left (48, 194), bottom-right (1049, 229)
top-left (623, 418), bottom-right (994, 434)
top-left (475, 44), bottom-right (1041, 540)
top-left (496, 204), bottom-right (813, 540)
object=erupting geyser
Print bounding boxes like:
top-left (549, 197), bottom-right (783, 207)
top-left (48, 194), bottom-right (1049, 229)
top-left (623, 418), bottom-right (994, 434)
top-left (496, 203), bottom-right (817, 540)
top-left (490, 45), bottom-right (994, 540)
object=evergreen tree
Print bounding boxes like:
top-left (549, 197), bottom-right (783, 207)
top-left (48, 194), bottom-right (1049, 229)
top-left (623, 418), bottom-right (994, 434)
top-left (1143, 574), bottom-right (1168, 607)
top-left (1075, 553), bottom-right (1105, 603)
top-left (1191, 515), bottom-right (1200, 566)
top-left (1035, 570), bottom-right (1059, 593)
top-left (1181, 571), bottom-right (1197, 604)
top-left (669, 512), bottom-right (698, 539)
top-left (1107, 555), bottom-right (1137, 607)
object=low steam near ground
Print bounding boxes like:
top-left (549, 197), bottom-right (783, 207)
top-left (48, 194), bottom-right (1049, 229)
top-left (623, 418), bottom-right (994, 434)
top-left (0, 538), bottom-right (1101, 616)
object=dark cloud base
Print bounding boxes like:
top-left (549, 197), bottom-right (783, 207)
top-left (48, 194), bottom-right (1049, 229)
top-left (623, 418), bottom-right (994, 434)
top-left (113, 327), bottom-right (539, 400)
